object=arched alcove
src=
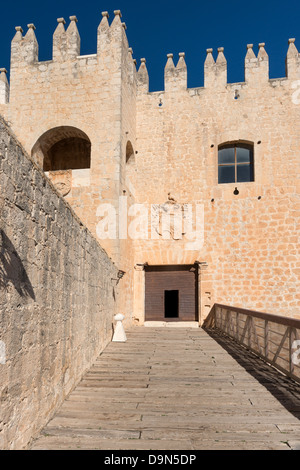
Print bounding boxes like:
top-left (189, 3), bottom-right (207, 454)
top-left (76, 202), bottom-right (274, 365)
top-left (31, 126), bottom-right (91, 171)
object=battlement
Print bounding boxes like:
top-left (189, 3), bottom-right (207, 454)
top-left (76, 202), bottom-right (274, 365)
top-left (0, 69), bottom-right (9, 104)
top-left (0, 11), bottom-right (299, 103)
top-left (9, 10), bottom-right (132, 67)
top-left (137, 39), bottom-right (300, 93)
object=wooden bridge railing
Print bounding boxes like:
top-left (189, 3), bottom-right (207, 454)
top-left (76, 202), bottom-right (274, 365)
top-left (204, 304), bottom-right (300, 384)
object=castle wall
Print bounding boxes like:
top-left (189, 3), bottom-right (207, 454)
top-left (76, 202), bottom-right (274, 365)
top-left (0, 13), bottom-right (299, 330)
top-left (0, 12), bottom-right (137, 326)
top-left (133, 46), bottom-right (300, 322)
top-left (2, 15), bottom-right (127, 260)
top-left (0, 117), bottom-right (118, 449)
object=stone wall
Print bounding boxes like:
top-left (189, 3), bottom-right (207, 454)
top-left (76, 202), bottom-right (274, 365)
top-left (0, 12), bottom-right (136, 327)
top-left (0, 12), bottom-right (299, 330)
top-left (132, 43), bottom-right (300, 322)
top-left (0, 117), bottom-right (119, 449)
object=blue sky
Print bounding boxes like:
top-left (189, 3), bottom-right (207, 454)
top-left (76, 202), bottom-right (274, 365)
top-left (0, 0), bottom-right (299, 91)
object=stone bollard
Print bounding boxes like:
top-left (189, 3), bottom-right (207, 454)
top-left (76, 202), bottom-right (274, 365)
top-left (112, 314), bottom-right (127, 342)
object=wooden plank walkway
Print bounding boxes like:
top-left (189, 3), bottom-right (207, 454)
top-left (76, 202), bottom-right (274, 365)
top-left (30, 327), bottom-right (300, 450)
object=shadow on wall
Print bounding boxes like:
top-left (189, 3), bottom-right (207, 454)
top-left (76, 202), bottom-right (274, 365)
top-left (0, 230), bottom-right (35, 300)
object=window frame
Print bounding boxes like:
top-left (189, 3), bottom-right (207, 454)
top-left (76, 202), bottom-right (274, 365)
top-left (218, 142), bottom-right (254, 184)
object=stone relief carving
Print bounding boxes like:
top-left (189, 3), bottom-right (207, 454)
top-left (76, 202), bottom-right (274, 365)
top-left (48, 170), bottom-right (72, 196)
top-left (152, 193), bottom-right (186, 240)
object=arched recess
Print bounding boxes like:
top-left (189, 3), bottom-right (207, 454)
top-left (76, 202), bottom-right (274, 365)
top-left (125, 141), bottom-right (135, 165)
top-left (31, 126), bottom-right (91, 171)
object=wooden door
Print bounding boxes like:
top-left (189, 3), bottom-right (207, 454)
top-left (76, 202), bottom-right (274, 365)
top-left (145, 265), bottom-right (198, 322)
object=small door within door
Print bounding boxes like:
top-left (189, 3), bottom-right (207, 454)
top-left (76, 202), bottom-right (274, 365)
top-left (164, 290), bottom-right (179, 318)
top-left (145, 264), bottom-right (198, 322)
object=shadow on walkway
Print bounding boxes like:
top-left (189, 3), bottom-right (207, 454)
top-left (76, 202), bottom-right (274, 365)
top-left (204, 327), bottom-right (300, 421)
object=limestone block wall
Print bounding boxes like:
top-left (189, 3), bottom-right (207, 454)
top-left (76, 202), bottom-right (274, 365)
top-left (133, 42), bottom-right (300, 322)
top-left (1, 13), bottom-right (136, 264)
top-left (0, 12), bottom-right (137, 327)
top-left (0, 117), bottom-right (119, 449)
top-left (0, 11), bottom-right (299, 328)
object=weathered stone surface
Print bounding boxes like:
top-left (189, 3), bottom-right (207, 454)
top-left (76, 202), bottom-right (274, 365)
top-left (0, 118), bottom-right (118, 449)
top-left (0, 10), bottom-right (299, 452)
top-left (0, 17), bottom-right (299, 327)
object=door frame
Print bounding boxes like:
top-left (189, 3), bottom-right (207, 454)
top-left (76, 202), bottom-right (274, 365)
top-left (144, 263), bottom-right (199, 322)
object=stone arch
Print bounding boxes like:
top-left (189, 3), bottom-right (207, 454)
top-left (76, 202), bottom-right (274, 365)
top-left (217, 138), bottom-right (254, 148)
top-left (31, 126), bottom-right (91, 171)
top-left (125, 140), bottom-right (135, 164)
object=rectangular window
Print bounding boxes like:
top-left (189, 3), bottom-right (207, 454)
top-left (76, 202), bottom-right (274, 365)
top-left (218, 143), bottom-right (254, 184)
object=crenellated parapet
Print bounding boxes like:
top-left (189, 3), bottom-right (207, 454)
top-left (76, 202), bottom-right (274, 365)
top-left (53, 18), bottom-right (67, 62)
top-left (3, 11), bottom-right (300, 98)
top-left (244, 43), bottom-right (269, 83)
top-left (204, 47), bottom-right (227, 88)
top-left (52, 16), bottom-right (81, 61)
top-left (138, 39), bottom-right (299, 94)
top-left (11, 24), bottom-right (39, 66)
top-left (137, 58), bottom-right (149, 93)
top-left (67, 16), bottom-right (80, 59)
top-left (97, 10), bottom-right (130, 61)
top-left (164, 53), bottom-right (187, 91)
top-left (10, 10), bottom-right (134, 69)
top-left (97, 11), bottom-right (110, 55)
top-left (286, 38), bottom-right (300, 79)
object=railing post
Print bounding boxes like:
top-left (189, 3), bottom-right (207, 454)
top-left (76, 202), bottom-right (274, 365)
top-left (248, 317), bottom-right (252, 348)
top-left (290, 327), bottom-right (295, 376)
top-left (264, 320), bottom-right (269, 360)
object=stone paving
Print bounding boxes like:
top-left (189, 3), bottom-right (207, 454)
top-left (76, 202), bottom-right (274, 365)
top-left (30, 327), bottom-right (300, 450)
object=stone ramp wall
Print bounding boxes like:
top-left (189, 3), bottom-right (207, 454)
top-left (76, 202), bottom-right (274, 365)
top-left (0, 117), bottom-right (118, 449)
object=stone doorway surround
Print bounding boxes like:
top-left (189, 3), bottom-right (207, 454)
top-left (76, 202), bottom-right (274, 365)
top-left (133, 263), bottom-right (203, 326)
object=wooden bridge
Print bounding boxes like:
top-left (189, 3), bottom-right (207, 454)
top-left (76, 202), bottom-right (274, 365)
top-left (30, 306), bottom-right (300, 450)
